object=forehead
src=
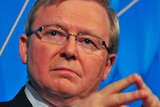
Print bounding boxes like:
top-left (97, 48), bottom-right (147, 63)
top-left (33, 0), bottom-right (110, 40)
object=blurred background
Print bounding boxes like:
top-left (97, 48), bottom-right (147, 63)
top-left (0, 0), bottom-right (160, 106)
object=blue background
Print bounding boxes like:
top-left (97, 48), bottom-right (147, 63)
top-left (0, 0), bottom-right (160, 106)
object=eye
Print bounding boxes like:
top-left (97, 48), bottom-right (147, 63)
top-left (43, 27), bottom-right (67, 38)
top-left (77, 37), bottom-right (98, 49)
top-left (45, 29), bottom-right (62, 37)
top-left (83, 39), bottom-right (95, 45)
top-left (49, 30), bottom-right (58, 36)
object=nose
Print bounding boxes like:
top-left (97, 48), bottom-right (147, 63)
top-left (60, 36), bottom-right (77, 60)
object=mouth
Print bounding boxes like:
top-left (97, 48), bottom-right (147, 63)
top-left (53, 67), bottom-right (80, 77)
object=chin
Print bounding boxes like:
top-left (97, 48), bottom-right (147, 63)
top-left (48, 78), bottom-right (80, 96)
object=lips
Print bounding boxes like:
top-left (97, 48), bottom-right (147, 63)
top-left (52, 67), bottom-right (80, 77)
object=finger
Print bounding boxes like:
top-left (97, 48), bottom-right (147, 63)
top-left (134, 76), bottom-right (160, 107)
top-left (141, 88), bottom-right (160, 107)
top-left (119, 106), bottom-right (129, 107)
top-left (134, 75), bottom-right (151, 92)
top-left (103, 90), bottom-right (146, 106)
top-left (141, 95), bottom-right (160, 107)
top-left (100, 73), bottom-right (141, 95)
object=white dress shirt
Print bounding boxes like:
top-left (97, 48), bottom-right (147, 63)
top-left (25, 83), bottom-right (54, 107)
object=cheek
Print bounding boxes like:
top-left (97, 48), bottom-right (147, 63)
top-left (27, 40), bottom-right (57, 85)
top-left (80, 54), bottom-right (106, 86)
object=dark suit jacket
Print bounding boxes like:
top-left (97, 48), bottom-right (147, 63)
top-left (0, 87), bottom-right (32, 107)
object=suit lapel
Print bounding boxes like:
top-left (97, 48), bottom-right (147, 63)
top-left (9, 86), bottom-right (33, 107)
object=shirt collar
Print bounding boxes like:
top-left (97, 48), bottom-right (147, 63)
top-left (24, 82), bottom-right (54, 107)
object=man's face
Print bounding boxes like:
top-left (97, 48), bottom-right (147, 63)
top-left (20, 0), bottom-right (115, 100)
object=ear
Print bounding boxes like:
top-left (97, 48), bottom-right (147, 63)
top-left (102, 53), bottom-right (116, 81)
top-left (19, 34), bottom-right (28, 64)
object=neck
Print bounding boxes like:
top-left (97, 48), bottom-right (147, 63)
top-left (27, 82), bottom-right (85, 107)
top-left (28, 81), bottom-right (97, 107)
top-left (40, 90), bottom-right (84, 107)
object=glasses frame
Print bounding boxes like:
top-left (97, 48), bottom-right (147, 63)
top-left (27, 26), bottom-right (110, 53)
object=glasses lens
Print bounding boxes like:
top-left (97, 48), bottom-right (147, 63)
top-left (41, 26), bottom-right (67, 44)
top-left (76, 34), bottom-right (105, 54)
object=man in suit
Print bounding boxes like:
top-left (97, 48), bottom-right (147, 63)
top-left (0, 0), bottom-right (159, 107)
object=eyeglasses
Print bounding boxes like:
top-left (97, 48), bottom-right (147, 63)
top-left (27, 25), bottom-right (110, 55)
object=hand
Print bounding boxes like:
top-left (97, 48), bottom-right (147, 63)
top-left (72, 73), bottom-right (160, 107)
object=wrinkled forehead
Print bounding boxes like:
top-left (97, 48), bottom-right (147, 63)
top-left (34, 0), bottom-right (110, 33)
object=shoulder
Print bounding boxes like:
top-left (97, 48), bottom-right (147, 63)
top-left (0, 102), bottom-right (10, 107)
top-left (0, 86), bottom-right (32, 107)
